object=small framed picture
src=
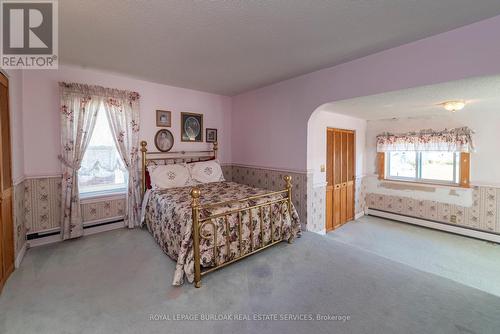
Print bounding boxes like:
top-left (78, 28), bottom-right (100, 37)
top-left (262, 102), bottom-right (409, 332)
top-left (156, 110), bottom-right (171, 127)
top-left (181, 112), bottom-right (203, 142)
top-left (154, 129), bottom-right (174, 152)
top-left (206, 128), bottom-right (217, 143)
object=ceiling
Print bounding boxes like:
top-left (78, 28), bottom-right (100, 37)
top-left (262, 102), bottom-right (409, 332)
top-left (321, 75), bottom-right (500, 120)
top-left (60, 1), bottom-right (500, 96)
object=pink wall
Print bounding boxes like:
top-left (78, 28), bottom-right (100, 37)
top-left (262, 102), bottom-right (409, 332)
top-left (22, 65), bottom-right (232, 177)
top-left (232, 15), bottom-right (500, 172)
top-left (4, 69), bottom-right (24, 184)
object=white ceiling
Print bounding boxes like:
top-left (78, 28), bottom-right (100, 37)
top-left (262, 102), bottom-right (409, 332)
top-left (321, 75), bottom-right (500, 120)
top-left (60, 0), bottom-right (500, 96)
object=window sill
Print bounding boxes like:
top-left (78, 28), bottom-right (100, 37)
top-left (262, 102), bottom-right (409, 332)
top-left (381, 178), bottom-right (467, 190)
top-left (80, 189), bottom-right (127, 203)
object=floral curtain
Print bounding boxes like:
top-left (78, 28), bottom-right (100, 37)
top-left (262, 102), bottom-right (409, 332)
top-left (59, 83), bottom-right (102, 239)
top-left (376, 127), bottom-right (474, 153)
top-left (103, 91), bottom-right (142, 228)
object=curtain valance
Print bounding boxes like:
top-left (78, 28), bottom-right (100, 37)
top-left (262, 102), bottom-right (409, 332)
top-left (59, 82), bottom-right (140, 102)
top-left (376, 127), bottom-right (474, 153)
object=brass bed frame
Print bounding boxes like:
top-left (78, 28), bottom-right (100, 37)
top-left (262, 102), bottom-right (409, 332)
top-left (140, 141), bottom-right (294, 288)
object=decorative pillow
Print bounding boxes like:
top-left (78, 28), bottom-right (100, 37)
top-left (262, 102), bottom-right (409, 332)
top-left (188, 160), bottom-right (225, 184)
top-left (148, 164), bottom-right (192, 189)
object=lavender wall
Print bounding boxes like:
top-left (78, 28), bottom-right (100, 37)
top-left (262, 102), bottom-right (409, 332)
top-left (22, 65), bottom-right (232, 177)
top-left (4, 69), bottom-right (24, 184)
top-left (232, 15), bottom-right (500, 172)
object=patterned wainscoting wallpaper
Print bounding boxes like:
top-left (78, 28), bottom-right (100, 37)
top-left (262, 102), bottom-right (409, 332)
top-left (227, 165), bottom-right (308, 229)
top-left (366, 185), bottom-right (500, 233)
top-left (23, 177), bottom-right (125, 235)
top-left (307, 176), bottom-right (367, 234)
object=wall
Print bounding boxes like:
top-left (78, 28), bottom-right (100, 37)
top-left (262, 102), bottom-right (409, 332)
top-left (22, 64), bottom-right (232, 178)
top-left (307, 107), bottom-right (366, 185)
top-left (231, 15), bottom-right (500, 172)
top-left (365, 110), bottom-right (500, 234)
top-left (305, 107), bottom-right (367, 233)
top-left (20, 64), bottom-right (232, 235)
top-left (3, 69), bottom-right (26, 261)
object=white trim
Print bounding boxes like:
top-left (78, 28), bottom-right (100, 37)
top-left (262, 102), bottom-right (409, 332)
top-left (12, 176), bottom-right (26, 186)
top-left (28, 233), bottom-right (62, 248)
top-left (355, 211), bottom-right (365, 220)
top-left (24, 174), bottom-right (62, 180)
top-left (15, 242), bottom-right (27, 268)
top-left (311, 228), bottom-right (327, 236)
top-left (367, 209), bottom-right (500, 244)
top-left (28, 220), bottom-right (125, 248)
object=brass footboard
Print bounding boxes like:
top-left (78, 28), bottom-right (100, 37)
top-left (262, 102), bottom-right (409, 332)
top-left (191, 175), bottom-right (294, 288)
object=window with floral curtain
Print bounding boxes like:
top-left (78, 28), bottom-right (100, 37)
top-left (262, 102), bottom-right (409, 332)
top-left (59, 82), bottom-right (141, 239)
top-left (376, 127), bottom-right (474, 185)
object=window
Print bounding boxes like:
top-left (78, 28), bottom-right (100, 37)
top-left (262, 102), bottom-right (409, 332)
top-left (79, 107), bottom-right (127, 196)
top-left (386, 151), bottom-right (460, 185)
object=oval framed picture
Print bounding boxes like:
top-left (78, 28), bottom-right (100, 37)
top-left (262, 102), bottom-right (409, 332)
top-left (154, 129), bottom-right (174, 152)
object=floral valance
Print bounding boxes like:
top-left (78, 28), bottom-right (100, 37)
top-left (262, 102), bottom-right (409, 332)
top-left (59, 82), bottom-right (140, 104)
top-left (376, 127), bottom-right (474, 153)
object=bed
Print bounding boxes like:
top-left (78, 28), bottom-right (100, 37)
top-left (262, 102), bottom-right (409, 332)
top-left (140, 141), bottom-right (301, 287)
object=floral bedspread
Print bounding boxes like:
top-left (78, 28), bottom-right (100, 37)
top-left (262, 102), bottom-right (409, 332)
top-left (144, 181), bottom-right (301, 285)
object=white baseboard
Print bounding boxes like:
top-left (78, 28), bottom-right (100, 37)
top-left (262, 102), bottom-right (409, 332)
top-left (28, 233), bottom-right (62, 248)
top-left (355, 212), bottom-right (365, 220)
top-left (311, 228), bottom-right (326, 236)
top-left (367, 209), bottom-right (500, 244)
top-left (15, 242), bottom-right (27, 268)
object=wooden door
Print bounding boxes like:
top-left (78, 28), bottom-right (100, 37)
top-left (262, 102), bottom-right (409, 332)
top-left (0, 73), bottom-right (14, 294)
top-left (325, 128), bottom-right (355, 232)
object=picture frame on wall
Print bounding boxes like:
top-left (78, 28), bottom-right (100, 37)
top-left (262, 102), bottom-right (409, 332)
top-left (156, 110), bottom-right (171, 127)
top-left (181, 112), bottom-right (203, 142)
top-left (206, 128), bottom-right (217, 143)
top-left (154, 129), bottom-right (174, 152)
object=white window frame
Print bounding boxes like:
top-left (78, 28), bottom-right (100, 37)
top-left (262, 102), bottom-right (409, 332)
top-left (78, 107), bottom-right (128, 199)
top-left (386, 151), bottom-right (460, 186)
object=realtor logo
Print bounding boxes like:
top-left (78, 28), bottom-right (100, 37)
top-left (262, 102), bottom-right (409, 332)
top-left (1, 0), bottom-right (58, 68)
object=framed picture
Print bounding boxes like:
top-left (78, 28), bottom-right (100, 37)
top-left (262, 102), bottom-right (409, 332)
top-left (154, 129), bottom-right (174, 152)
top-left (181, 112), bottom-right (203, 142)
top-left (156, 110), bottom-right (171, 127)
top-left (206, 128), bottom-right (217, 143)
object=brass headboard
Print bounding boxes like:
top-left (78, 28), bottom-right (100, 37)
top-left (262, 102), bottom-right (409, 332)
top-left (140, 141), bottom-right (218, 192)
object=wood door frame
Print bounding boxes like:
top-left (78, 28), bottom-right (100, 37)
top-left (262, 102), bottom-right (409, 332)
top-left (325, 127), bottom-right (356, 232)
top-left (0, 71), bottom-right (14, 294)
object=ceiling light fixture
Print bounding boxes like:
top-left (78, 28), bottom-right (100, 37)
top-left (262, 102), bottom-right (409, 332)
top-left (442, 100), bottom-right (466, 112)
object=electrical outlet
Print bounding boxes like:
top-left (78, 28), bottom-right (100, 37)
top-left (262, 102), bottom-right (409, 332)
top-left (450, 215), bottom-right (457, 223)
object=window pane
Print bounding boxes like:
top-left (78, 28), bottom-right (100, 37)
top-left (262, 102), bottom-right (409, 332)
top-left (388, 152), bottom-right (416, 178)
top-left (421, 152), bottom-right (456, 182)
top-left (79, 108), bottom-right (127, 194)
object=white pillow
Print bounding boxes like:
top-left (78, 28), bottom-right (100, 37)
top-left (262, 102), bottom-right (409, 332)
top-left (148, 164), bottom-right (192, 189)
top-left (188, 160), bottom-right (225, 184)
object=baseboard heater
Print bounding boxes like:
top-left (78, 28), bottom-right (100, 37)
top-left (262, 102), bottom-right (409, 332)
top-left (367, 208), bottom-right (500, 244)
top-left (27, 218), bottom-right (124, 240)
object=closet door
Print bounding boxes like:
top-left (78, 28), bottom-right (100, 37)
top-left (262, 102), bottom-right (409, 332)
top-left (346, 132), bottom-right (355, 221)
top-left (325, 129), bottom-right (334, 231)
top-left (325, 128), bottom-right (356, 232)
top-left (0, 73), bottom-right (14, 294)
top-left (332, 130), bottom-right (342, 229)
